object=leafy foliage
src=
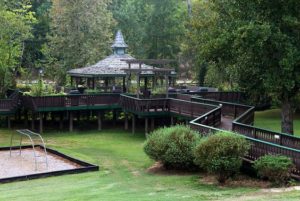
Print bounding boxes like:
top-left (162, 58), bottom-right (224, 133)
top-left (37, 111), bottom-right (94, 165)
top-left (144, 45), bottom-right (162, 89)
top-left (112, 0), bottom-right (186, 59)
top-left (144, 125), bottom-right (201, 170)
top-left (185, 0), bottom-right (300, 134)
top-left (254, 155), bottom-right (294, 186)
top-left (44, 0), bottom-right (115, 85)
top-left (194, 132), bottom-right (250, 183)
top-left (0, 1), bottom-right (35, 97)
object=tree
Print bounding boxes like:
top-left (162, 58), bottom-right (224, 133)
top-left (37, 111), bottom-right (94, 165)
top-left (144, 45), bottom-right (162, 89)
top-left (187, 0), bottom-right (300, 134)
top-left (111, 0), bottom-right (186, 60)
top-left (22, 0), bottom-right (51, 70)
top-left (0, 1), bottom-right (35, 97)
top-left (44, 0), bottom-right (115, 85)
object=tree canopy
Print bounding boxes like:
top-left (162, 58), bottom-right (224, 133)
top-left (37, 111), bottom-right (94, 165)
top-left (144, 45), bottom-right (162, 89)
top-left (0, 0), bottom-right (35, 97)
top-left (186, 0), bottom-right (300, 134)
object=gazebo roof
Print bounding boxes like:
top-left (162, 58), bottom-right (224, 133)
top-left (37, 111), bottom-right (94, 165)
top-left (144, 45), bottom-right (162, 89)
top-left (111, 30), bottom-right (128, 48)
top-left (68, 54), bottom-right (157, 77)
top-left (67, 31), bottom-right (176, 78)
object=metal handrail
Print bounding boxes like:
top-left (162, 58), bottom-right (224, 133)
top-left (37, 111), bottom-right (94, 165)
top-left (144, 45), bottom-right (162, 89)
top-left (10, 129), bottom-right (48, 171)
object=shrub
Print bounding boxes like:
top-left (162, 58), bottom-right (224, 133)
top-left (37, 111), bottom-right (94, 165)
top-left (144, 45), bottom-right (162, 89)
top-left (144, 125), bottom-right (201, 170)
top-left (254, 155), bottom-right (294, 186)
top-left (194, 132), bottom-right (250, 183)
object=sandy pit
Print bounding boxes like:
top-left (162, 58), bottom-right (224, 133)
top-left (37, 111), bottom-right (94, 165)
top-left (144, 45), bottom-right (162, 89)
top-left (0, 147), bottom-right (82, 179)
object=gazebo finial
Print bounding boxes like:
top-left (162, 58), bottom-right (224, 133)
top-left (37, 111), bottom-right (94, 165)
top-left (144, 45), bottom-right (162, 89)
top-left (111, 30), bottom-right (128, 55)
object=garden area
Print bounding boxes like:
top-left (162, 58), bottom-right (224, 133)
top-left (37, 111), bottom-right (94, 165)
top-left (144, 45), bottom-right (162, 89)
top-left (1, 0), bottom-right (300, 200)
top-left (0, 127), bottom-right (300, 201)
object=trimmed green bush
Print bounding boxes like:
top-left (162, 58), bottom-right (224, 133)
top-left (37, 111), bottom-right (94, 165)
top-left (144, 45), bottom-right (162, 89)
top-left (254, 155), bottom-right (294, 185)
top-left (144, 125), bottom-right (201, 170)
top-left (194, 132), bottom-right (250, 183)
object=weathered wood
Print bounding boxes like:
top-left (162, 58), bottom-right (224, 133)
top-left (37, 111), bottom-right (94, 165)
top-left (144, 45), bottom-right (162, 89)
top-left (97, 111), bottom-right (102, 131)
top-left (59, 113), bottom-right (64, 130)
top-left (145, 118), bottom-right (149, 135)
top-left (69, 112), bottom-right (73, 132)
top-left (31, 113), bottom-right (35, 130)
top-left (39, 113), bottom-right (43, 134)
top-left (7, 116), bottom-right (11, 129)
top-left (151, 118), bottom-right (155, 131)
top-left (124, 113), bottom-right (129, 130)
top-left (132, 114), bottom-right (135, 135)
top-left (170, 116), bottom-right (174, 125)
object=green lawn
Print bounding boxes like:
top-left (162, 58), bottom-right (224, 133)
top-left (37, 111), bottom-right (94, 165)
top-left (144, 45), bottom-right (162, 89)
top-left (0, 128), bottom-right (300, 200)
top-left (255, 109), bottom-right (300, 136)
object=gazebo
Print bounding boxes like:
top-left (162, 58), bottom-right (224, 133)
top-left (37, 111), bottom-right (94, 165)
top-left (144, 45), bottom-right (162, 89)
top-left (67, 30), bottom-right (176, 93)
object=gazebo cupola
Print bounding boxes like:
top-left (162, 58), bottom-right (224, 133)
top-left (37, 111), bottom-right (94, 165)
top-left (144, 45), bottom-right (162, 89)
top-left (111, 30), bottom-right (128, 55)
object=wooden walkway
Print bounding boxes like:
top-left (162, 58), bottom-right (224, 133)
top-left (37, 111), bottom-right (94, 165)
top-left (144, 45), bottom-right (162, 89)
top-left (219, 116), bottom-right (234, 131)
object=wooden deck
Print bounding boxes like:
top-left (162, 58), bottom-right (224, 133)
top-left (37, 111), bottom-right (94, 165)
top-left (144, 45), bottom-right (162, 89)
top-left (2, 91), bottom-right (300, 176)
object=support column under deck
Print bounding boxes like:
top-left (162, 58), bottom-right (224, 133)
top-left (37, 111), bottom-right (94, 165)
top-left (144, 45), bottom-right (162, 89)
top-left (151, 118), bottom-right (155, 131)
top-left (69, 112), bottom-right (73, 132)
top-left (97, 111), bottom-right (102, 131)
top-left (124, 113), bottom-right (129, 130)
top-left (31, 113), bottom-right (35, 130)
top-left (39, 113), bottom-right (43, 134)
top-left (171, 116), bottom-right (174, 126)
top-left (145, 118), bottom-right (149, 135)
top-left (59, 113), bottom-right (64, 130)
top-left (132, 114), bottom-right (136, 135)
top-left (7, 116), bottom-right (11, 129)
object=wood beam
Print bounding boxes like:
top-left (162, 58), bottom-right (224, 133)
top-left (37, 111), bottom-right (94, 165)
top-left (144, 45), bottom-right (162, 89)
top-left (39, 113), bottom-right (43, 134)
top-left (97, 111), bottom-right (102, 131)
top-left (69, 112), bottom-right (73, 132)
top-left (7, 116), bottom-right (11, 129)
top-left (137, 74), bottom-right (140, 98)
top-left (31, 113), bottom-right (35, 130)
top-left (165, 74), bottom-right (169, 98)
top-left (125, 113), bottom-right (129, 130)
top-left (59, 113), bottom-right (64, 130)
top-left (132, 114), bottom-right (136, 135)
top-left (145, 118), bottom-right (149, 135)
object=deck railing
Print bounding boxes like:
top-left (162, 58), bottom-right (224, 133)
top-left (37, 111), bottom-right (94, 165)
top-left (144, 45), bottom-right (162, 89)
top-left (187, 92), bottom-right (245, 103)
top-left (22, 93), bottom-right (120, 111)
top-left (120, 94), bottom-right (217, 118)
top-left (0, 92), bottom-right (19, 112)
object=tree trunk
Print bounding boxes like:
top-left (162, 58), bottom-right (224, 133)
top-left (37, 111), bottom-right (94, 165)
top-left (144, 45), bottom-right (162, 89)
top-left (186, 0), bottom-right (192, 16)
top-left (281, 99), bottom-right (294, 135)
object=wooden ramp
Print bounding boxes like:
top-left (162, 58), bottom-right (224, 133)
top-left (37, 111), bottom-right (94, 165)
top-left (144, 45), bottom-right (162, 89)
top-left (218, 116), bottom-right (234, 131)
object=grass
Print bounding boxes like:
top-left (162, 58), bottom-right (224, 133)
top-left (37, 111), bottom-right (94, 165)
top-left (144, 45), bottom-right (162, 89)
top-left (255, 109), bottom-right (300, 136)
top-left (0, 127), bottom-right (299, 200)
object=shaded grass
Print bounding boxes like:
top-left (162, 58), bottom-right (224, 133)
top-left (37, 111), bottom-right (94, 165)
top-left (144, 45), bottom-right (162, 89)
top-left (255, 109), bottom-right (300, 136)
top-left (0, 128), bottom-right (299, 200)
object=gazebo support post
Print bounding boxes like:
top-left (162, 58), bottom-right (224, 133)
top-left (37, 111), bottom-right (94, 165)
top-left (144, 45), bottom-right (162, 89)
top-left (105, 78), bottom-right (108, 92)
top-left (71, 76), bottom-right (74, 87)
top-left (137, 74), bottom-right (140, 98)
top-left (92, 77), bottom-right (95, 89)
top-left (152, 77), bottom-right (156, 89)
top-left (124, 113), bottom-right (129, 130)
top-left (97, 111), bottom-right (102, 131)
top-left (132, 114), bottom-right (136, 135)
top-left (123, 77), bottom-right (126, 92)
top-left (165, 74), bottom-right (169, 98)
top-left (144, 77), bottom-right (148, 91)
